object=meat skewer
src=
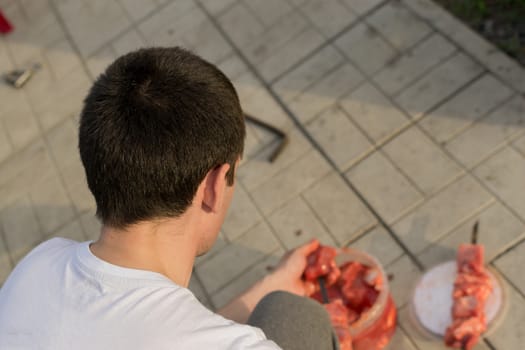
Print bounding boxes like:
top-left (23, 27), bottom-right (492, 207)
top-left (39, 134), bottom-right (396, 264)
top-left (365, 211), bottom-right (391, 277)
top-left (444, 221), bottom-right (492, 350)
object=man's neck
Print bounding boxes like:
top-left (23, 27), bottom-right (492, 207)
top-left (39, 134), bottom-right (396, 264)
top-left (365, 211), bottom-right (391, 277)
top-left (89, 219), bottom-right (197, 287)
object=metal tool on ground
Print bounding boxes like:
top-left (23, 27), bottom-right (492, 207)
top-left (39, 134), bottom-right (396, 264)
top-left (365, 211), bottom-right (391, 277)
top-left (244, 113), bottom-right (288, 162)
top-left (3, 63), bottom-right (41, 89)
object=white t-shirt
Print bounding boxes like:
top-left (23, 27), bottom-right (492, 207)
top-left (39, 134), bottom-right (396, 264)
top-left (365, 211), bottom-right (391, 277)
top-left (0, 238), bottom-right (281, 350)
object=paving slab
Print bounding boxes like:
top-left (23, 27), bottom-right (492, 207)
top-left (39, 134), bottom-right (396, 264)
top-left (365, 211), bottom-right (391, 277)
top-left (494, 239), bottom-right (525, 296)
top-left (446, 96), bottom-right (525, 168)
top-left (418, 202), bottom-right (525, 268)
top-left (382, 126), bottom-right (463, 195)
top-left (373, 33), bottom-right (456, 97)
top-left (346, 151), bottom-right (424, 223)
top-left (196, 221), bottom-right (281, 293)
top-left (393, 175), bottom-right (494, 255)
top-left (348, 225), bottom-right (404, 266)
top-left (273, 45), bottom-right (345, 103)
top-left (386, 255), bottom-right (422, 308)
top-left (267, 196), bottom-right (336, 250)
top-left (306, 105), bottom-right (373, 171)
top-left (340, 82), bottom-right (410, 144)
top-left (288, 62), bottom-right (365, 123)
top-left (242, 0), bottom-right (294, 29)
top-left (395, 52), bottom-right (484, 119)
top-left (300, 0), bottom-right (357, 38)
top-left (303, 172), bottom-right (376, 246)
top-left (335, 21), bottom-right (397, 76)
top-left (419, 74), bottom-right (514, 144)
top-left (474, 147), bottom-right (525, 220)
top-left (366, 0), bottom-right (432, 50)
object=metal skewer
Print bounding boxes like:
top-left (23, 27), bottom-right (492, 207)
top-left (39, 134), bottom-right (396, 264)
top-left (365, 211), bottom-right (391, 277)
top-left (318, 277), bottom-right (329, 304)
top-left (471, 221), bottom-right (479, 245)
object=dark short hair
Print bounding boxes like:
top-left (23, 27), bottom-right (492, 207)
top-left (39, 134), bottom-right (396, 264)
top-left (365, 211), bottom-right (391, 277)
top-left (79, 47), bottom-right (245, 228)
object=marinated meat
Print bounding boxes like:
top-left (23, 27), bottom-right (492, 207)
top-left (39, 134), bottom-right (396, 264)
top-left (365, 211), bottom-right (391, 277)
top-left (444, 244), bottom-right (492, 349)
top-left (304, 245), bottom-right (341, 286)
top-left (324, 300), bottom-right (354, 350)
top-left (325, 299), bottom-right (350, 326)
top-left (303, 246), bottom-right (383, 350)
top-left (334, 325), bottom-right (353, 350)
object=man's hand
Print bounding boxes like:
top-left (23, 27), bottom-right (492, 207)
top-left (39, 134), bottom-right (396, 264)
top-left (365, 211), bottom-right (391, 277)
top-left (266, 239), bottom-right (320, 296)
top-left (217, 239), bottom-right (320, 323)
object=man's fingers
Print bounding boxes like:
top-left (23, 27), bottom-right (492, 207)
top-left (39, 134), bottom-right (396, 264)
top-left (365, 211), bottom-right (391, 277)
top-left (298, 238), bottom-right (320, 256)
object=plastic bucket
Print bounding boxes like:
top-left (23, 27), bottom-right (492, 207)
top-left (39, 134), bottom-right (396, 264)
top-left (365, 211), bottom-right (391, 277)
top-left (334, 248), bottom-right (397, 350)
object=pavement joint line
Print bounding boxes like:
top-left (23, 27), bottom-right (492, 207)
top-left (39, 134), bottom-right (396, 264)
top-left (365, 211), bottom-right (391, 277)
top-left (396, 320), bottom-right (421, 350)
top-left (443, 119), bottom-right (524, 167)
top-left (483, 338), bottom-right (497, 350)
top-left (78, 0), bottom-right (178, 79)
top-left (0, 35), bottom-right (20, 152)
top-left (267, 0), bottom-right (389, 85)
top-left (343, 224), bottom-right (373, 246)
top-left (184, 0), bottom-right (427, 272)
top-left (191, 266), bottom-right (217, 310)
top-left (406, 66), bottom-right (489, 119)
top-left (17, 108), bottom-right (84, 234)
top-left (336, 106), bottom-right (414, 159)
top-left (248, 23), bottom-right (322, 80)
top-left (275, 58), bottom-right (350, 108)
top-left (362, 27), bottom-right (440, 94)
top-left (417, 80), bottom-right (517, 145)
top-left (27, 192), bottom-right (51, 243)
top-left (329, 30), bottom-right (504, 213)
top-left (0, 219), bottom-right (15, 269)
top-left (335, 108), bottom-right (429, 198)
top-left (240, 143), bottom-right (315, 195)
top-left (409, 197), bottom-right (496, 256)
top-left (299, 190), bottom-right (342, 246)
top-left (510, 142), bottom-right (525, 158)
top-left (389, 43), bottom-right (459, 99)
top-left (115, 0), bottom-right (158, 31)
top-left (490, 260), bottom-right (525, 303)
top-left (48, 0), bottom-right (95, 83)
top-left (238, 0), bottom-right (277, 30)
top-left (201, 245), bottom-right (281, 299)
top-left (490, 233), bottom-right (525, 264)
top-left (0, 118), bottom-right (15, 151)
top-left (235, 177), bottom-right (291, 256)
top-left (410, 93), bottom-right (525, 229)
top-left (196, 0), bottom-right (240, 19)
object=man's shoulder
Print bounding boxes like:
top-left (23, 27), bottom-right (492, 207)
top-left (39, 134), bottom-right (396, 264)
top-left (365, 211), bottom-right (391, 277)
top-left (35, 237), bottom-right (78, 251)
top-left (18, 237), bottom-right (78, 264)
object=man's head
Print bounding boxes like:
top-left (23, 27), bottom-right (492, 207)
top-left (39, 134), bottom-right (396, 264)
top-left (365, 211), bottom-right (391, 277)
top-left (79, 47), bottom-right (245, 242)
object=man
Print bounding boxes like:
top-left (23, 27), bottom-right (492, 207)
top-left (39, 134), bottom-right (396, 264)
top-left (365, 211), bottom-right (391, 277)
top-left (0, 47), bottom-right (335, 349)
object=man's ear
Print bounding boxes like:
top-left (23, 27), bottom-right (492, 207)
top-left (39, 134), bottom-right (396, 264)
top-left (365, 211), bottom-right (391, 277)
top-left (201, 163), bottom-right (231, 213)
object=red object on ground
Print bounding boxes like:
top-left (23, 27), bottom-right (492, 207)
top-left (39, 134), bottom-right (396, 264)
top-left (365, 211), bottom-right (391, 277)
top-left (0, 10), bottom-right (13, 34)
top-left (444, 244), bottom-right (492, 349)
top-left (304, 245), bottom-right (396, 350)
